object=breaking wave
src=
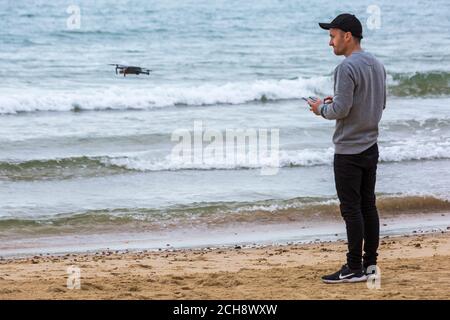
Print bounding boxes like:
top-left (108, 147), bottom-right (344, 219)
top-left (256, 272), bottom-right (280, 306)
top-left (0, 76), bottom-right (331, 114)
top-left (389, 71), bottom-right (450, 97)
top-left (2, 138), bottom-right (450, 180)
top-left (0, 195), bottom-right (448, 237)
top-left (1, 71), bottom-right (448, 114)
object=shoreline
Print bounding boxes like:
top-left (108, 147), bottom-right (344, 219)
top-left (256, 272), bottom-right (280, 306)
top-left (0, 230), bottom-right (449, 299)
top-left (1, 211), bottom-right (449, 259)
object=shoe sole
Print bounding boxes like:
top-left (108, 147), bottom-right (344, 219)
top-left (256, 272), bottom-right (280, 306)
top-left (322, 275), bottom-right (368, 284)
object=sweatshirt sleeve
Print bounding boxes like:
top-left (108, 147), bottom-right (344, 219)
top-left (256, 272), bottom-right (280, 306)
top-left (319, 63), bottom-right (355, 120)
top-left (383, 66), bottom-right (387, 110)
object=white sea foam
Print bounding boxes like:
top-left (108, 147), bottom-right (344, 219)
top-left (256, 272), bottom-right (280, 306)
top-left (2, 139), bottom-right (447, 174)
top-left (232, 199), bottom-right (340, 213)
top-left (102, 140), bottom-right (450, 172)
top-left (0, 76), bottom-right (332, 114)
top-left (1, 71), bottom-right (445, 114)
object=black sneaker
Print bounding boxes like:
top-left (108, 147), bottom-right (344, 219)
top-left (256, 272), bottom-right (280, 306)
top-left (322, 264), bottom-right (367, 284)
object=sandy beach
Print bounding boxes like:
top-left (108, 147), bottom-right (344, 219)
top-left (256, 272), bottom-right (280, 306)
top-left (1, 229), bottom-right (449, 300)
top-left (2, 0), bottom-right (450, 304)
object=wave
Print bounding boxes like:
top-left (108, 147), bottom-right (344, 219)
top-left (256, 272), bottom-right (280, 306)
top-left (0, 77), bottom-right (331, 114)
top-left (2, 139), bottom-right (450, 180)
top-left (1, 71), bottom-right (448, 114)
top-left (1, 195), bottom-right (448, 237)
top-left (381, 117), bottom-right (450, 131)
top-left (0, 156), bottom-right (128, 181)
top-left (389, 71), bottom-right (450, 97)
top-left (108, 141), bottom-right (450, 171)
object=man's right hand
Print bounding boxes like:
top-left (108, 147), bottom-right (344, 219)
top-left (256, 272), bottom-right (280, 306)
top-left (324, 96), bottom-right (333, 104)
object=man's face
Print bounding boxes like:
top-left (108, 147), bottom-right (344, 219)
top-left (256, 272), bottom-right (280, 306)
top-left (328, 28), bottom-right (349, 55)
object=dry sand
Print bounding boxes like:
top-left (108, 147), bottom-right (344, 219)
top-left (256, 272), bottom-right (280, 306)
top-left (0, 231), bottom-right (449, 300)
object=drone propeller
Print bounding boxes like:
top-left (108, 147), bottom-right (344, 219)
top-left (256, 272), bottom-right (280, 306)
top-left (108, 64), bottom-right (125, 74)
top-left (108, 64), bottom-right (128, 68)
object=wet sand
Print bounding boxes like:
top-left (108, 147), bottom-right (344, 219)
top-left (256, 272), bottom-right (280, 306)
top-left (0, 230), bottom-right (449, 300)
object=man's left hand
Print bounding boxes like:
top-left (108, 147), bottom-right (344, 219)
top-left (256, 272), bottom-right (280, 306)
top-left (308, 98), bottom-right (323, 116)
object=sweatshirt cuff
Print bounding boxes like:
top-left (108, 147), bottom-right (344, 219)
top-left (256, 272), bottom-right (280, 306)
top-left (319, 104), bottom-right (327, 119)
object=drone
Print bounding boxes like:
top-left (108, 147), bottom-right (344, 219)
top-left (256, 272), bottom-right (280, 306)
top-left (109, 64), bottom-right (152, 77)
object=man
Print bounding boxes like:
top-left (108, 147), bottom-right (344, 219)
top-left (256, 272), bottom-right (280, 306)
top-left (307, 13), bottom-right (386, 283)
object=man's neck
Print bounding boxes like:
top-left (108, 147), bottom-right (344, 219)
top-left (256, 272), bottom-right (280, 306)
top-left (344, 45), bottom-right (362, 57)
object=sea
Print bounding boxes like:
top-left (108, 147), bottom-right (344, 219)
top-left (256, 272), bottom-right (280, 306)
top-left (1, 0), bottom-right (449, 256)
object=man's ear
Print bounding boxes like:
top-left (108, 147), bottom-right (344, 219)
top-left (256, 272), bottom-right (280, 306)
top-left (344, 31), bottom-right (352, 42)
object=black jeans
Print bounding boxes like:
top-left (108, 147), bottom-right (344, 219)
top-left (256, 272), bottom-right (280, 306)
top-left (334, 143), bottom-right (379, 270)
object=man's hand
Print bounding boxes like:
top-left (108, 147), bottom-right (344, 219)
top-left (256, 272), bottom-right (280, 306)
top-left (308, 98), bottom-right (323, 116)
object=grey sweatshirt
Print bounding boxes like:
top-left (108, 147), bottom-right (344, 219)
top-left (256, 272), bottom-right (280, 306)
top-left (319, 50), bottom-right (386, 154)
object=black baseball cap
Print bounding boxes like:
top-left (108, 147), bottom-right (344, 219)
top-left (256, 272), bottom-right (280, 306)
top-left (319, 13), bottom-right (363, 39)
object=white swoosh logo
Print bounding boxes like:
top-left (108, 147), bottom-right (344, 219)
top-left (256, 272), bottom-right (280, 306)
top-left (339, 273), bottom-right (355, 280)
